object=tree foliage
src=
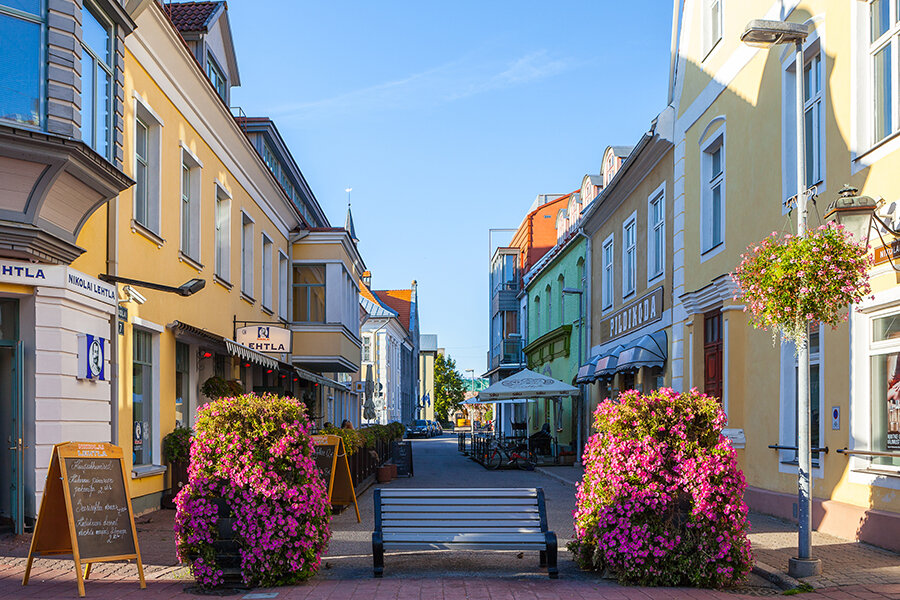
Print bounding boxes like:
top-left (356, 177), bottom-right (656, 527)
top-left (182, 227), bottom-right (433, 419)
top-left (434, 353), bottom-right (466, 421)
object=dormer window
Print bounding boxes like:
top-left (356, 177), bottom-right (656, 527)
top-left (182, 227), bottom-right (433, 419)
top-left (206, 52), bottom-right (227, 101)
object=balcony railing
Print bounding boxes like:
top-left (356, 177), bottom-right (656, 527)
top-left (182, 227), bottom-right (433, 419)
top-left (489, 338), bottom-right (525, 369)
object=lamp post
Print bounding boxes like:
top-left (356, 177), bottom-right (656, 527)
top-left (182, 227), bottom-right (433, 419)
top-left (563, 287), bottom-right (584, 464)
top-left (742, 19), bottom-right (821, 578)
top-left (466, 369), bottom-right (475, 426)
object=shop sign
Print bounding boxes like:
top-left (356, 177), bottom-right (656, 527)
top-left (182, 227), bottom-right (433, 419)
top-left (236, 326), bottom-right (291, 353)
top-left (601, 286), bottom-right (665, 342)
top-left (0, 259), bottom-right (116, 306)
top-left (76, 334), bottom-right (106, 381)
top-left (874, 239), bottom-right (900, 267)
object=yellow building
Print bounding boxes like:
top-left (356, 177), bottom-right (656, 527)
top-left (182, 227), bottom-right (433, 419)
top-left (670, 0), bottom-right (900, 550)
top-left (59, 1), bottom-right (362, 513)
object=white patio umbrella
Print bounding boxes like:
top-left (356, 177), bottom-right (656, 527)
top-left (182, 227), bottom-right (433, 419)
top-left (477, 368), bottom-right (579, 401)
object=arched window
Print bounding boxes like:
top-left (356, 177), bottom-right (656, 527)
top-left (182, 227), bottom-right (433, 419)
top-left (545, 284), bottom-right (553, 330)
top-left (558, 274), bottom-right (566, 326)
top-left (534, 295), bottom-right (541, 333)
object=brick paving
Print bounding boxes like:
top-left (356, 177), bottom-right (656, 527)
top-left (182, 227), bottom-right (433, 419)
top-left (0, 436), bottom-right (898, 599)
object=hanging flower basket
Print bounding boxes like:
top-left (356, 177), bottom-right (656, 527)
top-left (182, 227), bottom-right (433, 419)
top-left (731, 223), bottom-right (872, 345)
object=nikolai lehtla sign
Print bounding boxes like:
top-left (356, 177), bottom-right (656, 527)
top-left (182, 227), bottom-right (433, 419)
top-left (236, 326), bottom-right (291, 353)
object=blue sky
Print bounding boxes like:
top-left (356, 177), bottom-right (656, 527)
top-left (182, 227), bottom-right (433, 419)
top-left (229, 1), bottom-right (674, 375)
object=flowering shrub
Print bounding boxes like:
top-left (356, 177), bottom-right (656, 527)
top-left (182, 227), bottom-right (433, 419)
top-left (174, 394), bottom-right (331, 588)
top-left (569, 388), bottom-right (752, 588)
top-left (731, 223), bottom-right (871, 345)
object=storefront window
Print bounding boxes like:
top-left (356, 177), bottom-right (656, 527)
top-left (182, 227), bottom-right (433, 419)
top-left (133, 330), bottom-right (153, 465)
top-left (869, 314), bottom-right (900, 467)
top-left (175, 341), bottom-right (189, 427)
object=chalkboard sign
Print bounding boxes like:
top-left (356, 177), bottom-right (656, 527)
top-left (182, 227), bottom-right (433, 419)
top-left (63, 457), bottom-right (135, 559)
top-left (311, 435), bottom-right (360, 522)
top-left (23, 442), bottom-right (145, 597)
top-left (391, 440), bottom-right (413, 477)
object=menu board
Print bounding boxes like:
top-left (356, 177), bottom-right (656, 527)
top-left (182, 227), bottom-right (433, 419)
top-left (391, 441), bottom-right (413, 477)
top-left (63, 456), bottom-right (135, 559)
top-left (311, 435), bottom-right (360, 522)
top-left (23, 442), bottom-right (145, 597)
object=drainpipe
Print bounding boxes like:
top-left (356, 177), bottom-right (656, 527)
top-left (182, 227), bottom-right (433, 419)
top-left (107, 200), bottom-right (119, 446)
top-left (573, 229), bottom-right (591, 464)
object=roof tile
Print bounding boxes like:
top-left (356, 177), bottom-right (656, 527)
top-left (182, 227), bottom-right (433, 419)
top-left (163, 1), bottom-right (222, 33)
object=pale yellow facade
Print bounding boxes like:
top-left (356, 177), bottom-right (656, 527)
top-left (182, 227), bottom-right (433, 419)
top-left (671, 0), bottom-right (900, 549)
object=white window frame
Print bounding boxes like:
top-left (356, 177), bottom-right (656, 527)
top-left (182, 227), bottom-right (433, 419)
top-left (647, 182), bottom-right (666, 283)
top-left (260, 233), bottom-right (273, 310)
top-left (778, 325), bottom-right (826, 476)
top-left (214, 182), bottom-right (231, 283)
top-left (602, 233), bottom-right (614, 311)
top-left (622, 213), bottom-right (637, 299)
top-left (241, 212), bottom-right (254, 298)
top-left (781, 30), bottom-right (826, 207)
top-left (703, 0), bottom-right (722, 60)
top-left (545, 284), bottom-right (552, 331)
top-left (700, 126), bottom-right (726, 260)
top-left (557, 274), bottom-right (565, 326)
top-left (179, 144), bottom-right (203, 262)
top-left (362, 334), bottom-right (371, 362)
top-left (278, 251), bottom-right (289, 320)
top-left (132, 93), bottom-right (163, 235)
top-left (533, 295), bottom-right (541, 334)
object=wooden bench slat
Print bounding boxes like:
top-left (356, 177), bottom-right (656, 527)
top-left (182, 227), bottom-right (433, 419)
top-left (383, 505), bottom-right (539, 513)
top-left (384, 519), bottom-right (540, 527)
top-left (382, 542), bottom-right (549, 551)
top-left (379, 489), bottom-right (538, 497)
top-left (383, 532), bottom-right (547, 544)
top-left (384, 527), bottom-right (543, 534)
top-left (382, 511), bottom-right (541, 520)
top-left (384, 498), bottom-right (539, 506)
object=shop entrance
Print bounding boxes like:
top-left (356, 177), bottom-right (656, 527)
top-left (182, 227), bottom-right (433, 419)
top-left (0, 299), bottom-right (23, 534)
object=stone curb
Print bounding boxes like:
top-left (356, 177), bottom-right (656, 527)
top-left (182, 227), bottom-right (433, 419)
top-left (750, 560), bottom-right (803, 591)
top-left (535, 467), bottom-right (579, 488)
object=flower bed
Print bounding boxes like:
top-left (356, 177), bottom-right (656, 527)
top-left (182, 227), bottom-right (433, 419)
top-left (174, 394), bottom-right (331, 588)
top-left (569, 388), bottom-right (752, 588)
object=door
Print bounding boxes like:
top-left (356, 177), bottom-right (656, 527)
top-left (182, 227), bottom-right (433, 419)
top-left (704, 309), bottom-right (723, 402)
top-left (1, 341), bottom-right (24, 534)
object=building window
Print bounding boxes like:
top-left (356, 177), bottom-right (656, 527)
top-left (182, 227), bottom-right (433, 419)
top-left (782, 39), bottom-right (825, 203)
top-left (175, 341), bottom-right (189, 428)
top-left (558, 274), bottom-right (565, 326)
top-left (703, 0), bottom-right (722, 58)
top-left (241, 213), bottom-right (254, 297)
top-left (293, 264), bottom-right (325, 323)
top-left (215, 185), bottom-right (231, 281)
top-left (180, 147), bottom-right (202, 260)
top-left (261, 234), bottom-right (273, 310)
top-left (133, 96), bottom-right (162, 233)
top-left (0, 1), bottom-right (42, 127)
top-left (363, 335), bottom-right (371, 362)
top-left (534, 295), bottom-right (541, 333)
top-left (871, 0), bottom-right (895, 143)
top-left (133, 329), bottom-right (153, 466)
top-left (545, 284), bottom-right (552, 331)
top-left (278, 252), bottom-right (288, 320)
top-left (206, 52), bottom-right (227, 101)
top-left (868, 313), bottom-right (900, 468)
top-left (794, 327), bottom-right (822, 459)
top-left (648, 185), bottom-right (665, 280)
top-left (80, 3), bottom-right (113, 158)
top-left (602, 235), bottom-right (614, 310)
top-left (623, 216), bottom-right (636, 297)
top-left (701, 132), bottom-right (725, 253)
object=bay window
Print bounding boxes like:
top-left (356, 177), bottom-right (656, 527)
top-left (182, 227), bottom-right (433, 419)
top-left (293, 264), bottom-right (325, 323)
top-left (0, 1), bottom-right (42, 127)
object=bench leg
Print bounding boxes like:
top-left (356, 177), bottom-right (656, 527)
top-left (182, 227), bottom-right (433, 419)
top-left (545, 532), bottom-right (558, 579)
top-left (372, 532), bottom-right (384, 578)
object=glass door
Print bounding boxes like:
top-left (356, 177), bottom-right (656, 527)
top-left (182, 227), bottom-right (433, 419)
top-left (0, 299), bottom-right (22, 533)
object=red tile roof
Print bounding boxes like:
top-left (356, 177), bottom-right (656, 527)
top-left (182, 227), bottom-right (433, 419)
top-left (374, 289), bottom-right (412, 331)
top-left (163, 1), bottom-right (222, 33)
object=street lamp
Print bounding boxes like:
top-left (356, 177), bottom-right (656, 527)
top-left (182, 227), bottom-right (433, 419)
top-left (742, 18), bottom-right (821, 578)
top-left (562, 287), bottom-right (584, 464)
top-left (465, 369), bottom-right (475, 426)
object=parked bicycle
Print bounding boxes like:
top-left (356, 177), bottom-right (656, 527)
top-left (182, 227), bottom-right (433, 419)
top-left (484, 439), bottom-right (537, 470)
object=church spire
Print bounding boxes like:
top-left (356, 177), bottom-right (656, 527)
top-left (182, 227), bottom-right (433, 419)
top-left (344, 187), bottom-right (358, 242)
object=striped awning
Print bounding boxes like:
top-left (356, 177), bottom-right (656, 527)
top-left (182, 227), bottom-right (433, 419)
top-left (225, 338), bottom-right (278, 370)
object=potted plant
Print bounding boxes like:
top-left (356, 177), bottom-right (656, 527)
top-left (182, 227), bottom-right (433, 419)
top-left (161, 426), bottom-right (191, 509)
top-left (200, 376), bottom-right (244, 400)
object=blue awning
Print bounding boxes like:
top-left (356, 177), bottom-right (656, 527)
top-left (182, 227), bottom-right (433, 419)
top-left (594, 345), bottom-right (625, 378)
top-left (615, 330), bottom-right (667, 371)
top-left (576, 354), bottom-right (600, 383)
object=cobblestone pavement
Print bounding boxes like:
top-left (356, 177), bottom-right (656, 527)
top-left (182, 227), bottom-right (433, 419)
top-left (1, 435), bottom-right (898, 599)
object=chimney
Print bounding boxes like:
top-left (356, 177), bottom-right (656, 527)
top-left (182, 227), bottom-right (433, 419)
top-left (362, 271), bottom-right (371, 287)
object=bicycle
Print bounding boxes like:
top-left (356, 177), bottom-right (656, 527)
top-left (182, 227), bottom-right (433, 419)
top-left (484, 439), bottom-right (537, 470)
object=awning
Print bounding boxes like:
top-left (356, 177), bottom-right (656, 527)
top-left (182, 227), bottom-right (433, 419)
top-left (594, 345), bottom-right (625, 378)
top-left (576, 354), bottom-right (601, 384)
top-left (478, 368), bottom-right (579, 400)
top-left (225, 338), bottom-right (279, 370)
top-left (168, 320), bottom-right (227, 346)
top-left (615, 330), bottom-right (667, 371)
top-left (466, 397), bottom-right (536, 405)
top-left (294, 365), bottom-right (349, 390)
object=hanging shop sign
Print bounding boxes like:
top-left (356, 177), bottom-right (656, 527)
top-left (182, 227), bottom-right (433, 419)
top-left (874, 239), bottom-right (900, 267)
top-left (23, 442), bottom-right (145, 597)
top-left (76, 334), bottom-right (106, 381)
top-left (236, 325), bottom-right (292, 353)
top-left (601, 286), bottom-right (665, 342)
top-left (0, 260), bottom-right (116, 306)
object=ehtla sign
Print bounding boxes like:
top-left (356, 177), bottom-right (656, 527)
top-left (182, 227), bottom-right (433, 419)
top-left (236, 326), bottom-right (291, 353)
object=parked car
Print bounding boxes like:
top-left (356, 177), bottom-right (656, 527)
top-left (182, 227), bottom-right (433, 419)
top-left (406, 419), bottom-right (430, 438)
top-left (432, 420), bottom-right (443, 436)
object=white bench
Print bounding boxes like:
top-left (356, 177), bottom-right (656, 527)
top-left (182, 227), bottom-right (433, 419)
top-left (372, 487), bottom-right (558, 578)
